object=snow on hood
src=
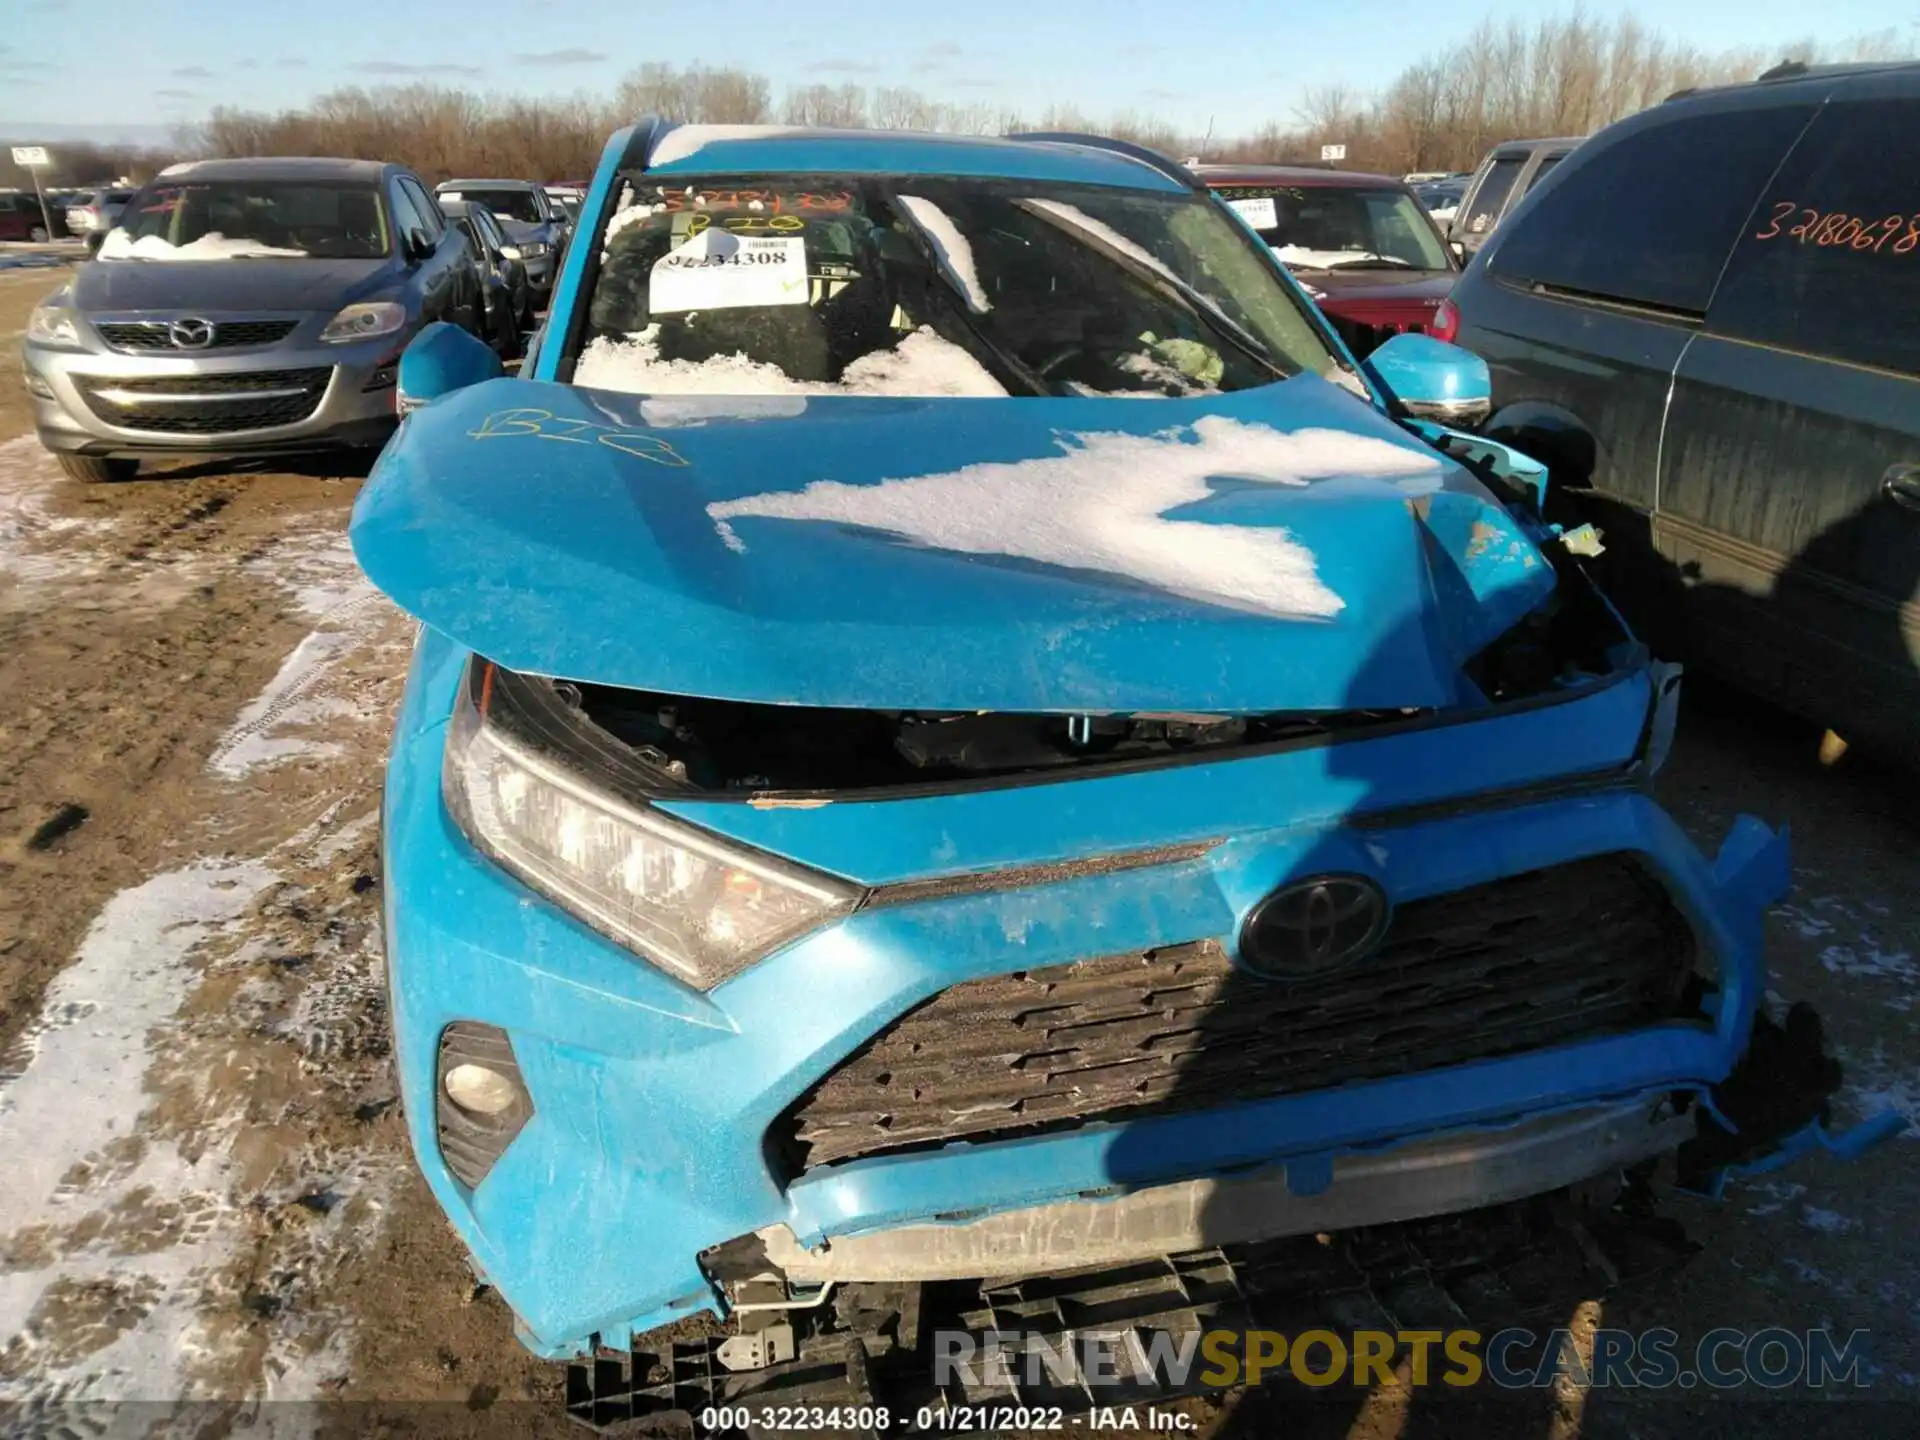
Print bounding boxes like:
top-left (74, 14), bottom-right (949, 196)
top-left (350, 376), bottom-right (1558, 714)
top-left (707, 416), bottom-right (1426, 620)
top-left (98, 230), bottom-right (309, 262)
top-left (575, 325), bottom-right (1008, 398)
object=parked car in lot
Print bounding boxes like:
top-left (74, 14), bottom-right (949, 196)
top-left (347, 121), bottom-right (1889, 1373)
top-left (1445, 62), bottom-right (1920, 759)
top-left (1412, 174), bottom-right (1469, 221)
top-left (23, 156), bottom-right (482, 482)
top-left (439, 197), bottom-right (532, 357)
top-left (1196, 164), bottom-right (1458, 356)
top-left (434, 178), bottom-right (567, 302)
top-left (64, 186), bottom-right (134, 236)
top-left (1449, 137), bottom-right (1581, 259)
top-left (0, 191), bottom-right (60, 241)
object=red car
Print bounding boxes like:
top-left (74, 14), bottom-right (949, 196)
top-left (0, 191), bottom-right (60, 242)
top-left (1195, 164), bottom-right (1459, 357)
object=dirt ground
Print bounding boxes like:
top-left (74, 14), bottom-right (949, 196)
top-left (0, 257), bottom-right (1913, 1439)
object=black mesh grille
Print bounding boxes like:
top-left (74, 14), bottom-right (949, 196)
top-left (1325, 315), bottom-right (1425, 358)
top-left (75, 367), bottom-right (330, 434)
top-left (94, 319), bottom-right (299, 351)
top-left (775, 854), bottom-right (1698, 1172)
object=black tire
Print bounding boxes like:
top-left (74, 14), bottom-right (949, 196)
top-left (56, 454), bottom-right (139, 484)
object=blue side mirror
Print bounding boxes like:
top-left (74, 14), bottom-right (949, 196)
top-left (397, 322), bottom-right (503, 415)
top-left (1362, 332), bottom-right (1491, 429)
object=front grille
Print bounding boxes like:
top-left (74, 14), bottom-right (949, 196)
top-left (95, 319), bottom-right (299, 352)
top-left (1325, 315), bottom-right (1426, 358)
top-left (75, 366), bottom-right (331, 435)
top-left (776, 854), bottom-right (1697, 1172)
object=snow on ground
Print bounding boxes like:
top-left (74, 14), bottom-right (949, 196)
top-left (0, 508), bottom-right (408, 1413)
top-left (708, 415), bottom-right (1443, 620)
top-left (210, 535), bottom-right (391, 780)
top-left (0, 859), bottom-right (276, 1401)
top-left (0, 437), bottom-right (112, 591)
top-left (898, 195), bottom-right (991, 312)
top-left (575, 324), bottom-right (1007, 398)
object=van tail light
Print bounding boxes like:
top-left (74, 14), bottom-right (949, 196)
top-left (1429, 297), bottom-right (1461, 344)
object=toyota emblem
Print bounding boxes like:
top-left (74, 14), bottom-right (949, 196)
top-left (168, 317), bottom-right (215, 349)
top-left (1240, 874), bottom-right (1390, 981)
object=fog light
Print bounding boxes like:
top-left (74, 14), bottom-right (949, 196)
top-left (444, 1062), bottom-right (519, 1116)
top-left (23, 367), bottom-right (54, 400)
top-left (435, 1021), bottom-right (532, 1189)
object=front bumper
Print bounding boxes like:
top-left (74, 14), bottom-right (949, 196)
top-left (24, 324), bottom-right (401, 458)
top-left (377, 624), bottom-right (1852, 1360)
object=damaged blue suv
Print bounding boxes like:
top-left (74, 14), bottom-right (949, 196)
top-left (350, 122), bottom-right (1899, 1367)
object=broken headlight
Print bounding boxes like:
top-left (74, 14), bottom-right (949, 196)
top-left (441, 671), bottom-right (858, 990)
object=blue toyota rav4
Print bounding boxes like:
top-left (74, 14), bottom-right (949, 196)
top-left (349, 122), bottom-right (1900, 1370)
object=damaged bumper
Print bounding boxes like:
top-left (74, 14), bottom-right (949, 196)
top-left (377, 625), bottom-right (1902, 1361)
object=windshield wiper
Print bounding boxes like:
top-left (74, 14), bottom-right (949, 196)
top-left (883, 188), bottom-right (1050, 397)
top-left (1014, 199), bottom-right (1289, 383)
top-left (1321, 255), bottom-right (1419, 271)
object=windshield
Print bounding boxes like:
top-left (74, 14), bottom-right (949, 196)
top-left (103, 181), bottom-right (389, 260)
top-left (571, 175), bottom-right (1345, 399)
top-left (1211, 184), bottom-right (1451, 271)
top-left (447, 187), bottom-right (544, 223)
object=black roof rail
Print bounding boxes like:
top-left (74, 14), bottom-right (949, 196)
top-left (1664, 86), bottom-right (1698, 102)
top-left (623, 115), bottom-right (672, 171)
top-left (1757, 59), bottom-right (1810, 81)
top-left (1007, 131), bottom-right (1203, 189)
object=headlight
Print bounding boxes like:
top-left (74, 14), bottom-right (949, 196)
top-left (319, 301), bottom-right (408, 344)
top-left (26, 300), bottom-right (82, 348)
top-left (518, 242), bottom-right (550, 259)
top-left (442, 673), bottom-right (858, 990)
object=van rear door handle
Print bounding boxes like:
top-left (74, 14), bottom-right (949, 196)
top-left (1885, 463), bottom-right (1920, 512)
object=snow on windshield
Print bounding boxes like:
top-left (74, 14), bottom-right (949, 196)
top-left (898, 195), bottom-right (990, 313)
top-left (1273, 245), bottom-right (1393, 270)
top-left (98, 230), bottom-right (308, 261)
top-left (575, 324), bottom-right (1008, 398)
top-left (1022, 199), bottom-right (1186, 288)
top-left (707, 415), bottom-right (1443, 621)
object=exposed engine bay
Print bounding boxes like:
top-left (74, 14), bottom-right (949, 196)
top-left (476, 545), bottom-right (1631, 800)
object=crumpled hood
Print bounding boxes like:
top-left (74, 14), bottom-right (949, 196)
top-left (349, 372), bottom-right (1556, 714)
top-left (72, 256), bottom-right (396, 312)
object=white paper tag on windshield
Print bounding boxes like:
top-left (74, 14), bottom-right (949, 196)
top-left (1226, 196), bottom-right (1278, 230)
top-left (650, 229), bottom-right (808, 313)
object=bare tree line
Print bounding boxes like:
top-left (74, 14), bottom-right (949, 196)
top-left (5, 10), bottom-right (1911, 194)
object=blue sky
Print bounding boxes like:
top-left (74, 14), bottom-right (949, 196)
top-left (2, 0), bottom-right (1915, 143)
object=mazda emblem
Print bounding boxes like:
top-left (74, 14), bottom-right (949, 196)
top-left (1240, 874), bottom-right (1390, 981)
top-left (168, 317), bottom-right (215, 349)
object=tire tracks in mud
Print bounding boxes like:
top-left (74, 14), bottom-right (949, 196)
top-left (0, 454), bottom-right (355, 1076)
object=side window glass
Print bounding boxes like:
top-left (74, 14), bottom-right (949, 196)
top-left (400, 178), bottom-right (444, 239)
top-left (390, 183), bottom-right (428, 243)
top-left (1460, 157), bottom-right (1523, 234)
top-left (1487, 104), bottom-right (1813, 313)
top-left (1528, 154), bottom-right (1565, 190)
top-left (1708, 99), bottom-right (1920, 377)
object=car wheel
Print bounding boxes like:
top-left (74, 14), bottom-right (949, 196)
top-left (29, 224), bottom-right (49, 243)
top-left (56, 454), bottom-right (139, 484)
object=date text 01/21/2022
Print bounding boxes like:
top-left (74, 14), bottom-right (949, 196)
top-left (693, 1405), bottom-right (1192, 1432)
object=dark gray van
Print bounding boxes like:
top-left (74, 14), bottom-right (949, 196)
top-left (1448, 136), bottom-right (1583, 260)
top-left (1445, 62), bottom-right (1920, 758)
